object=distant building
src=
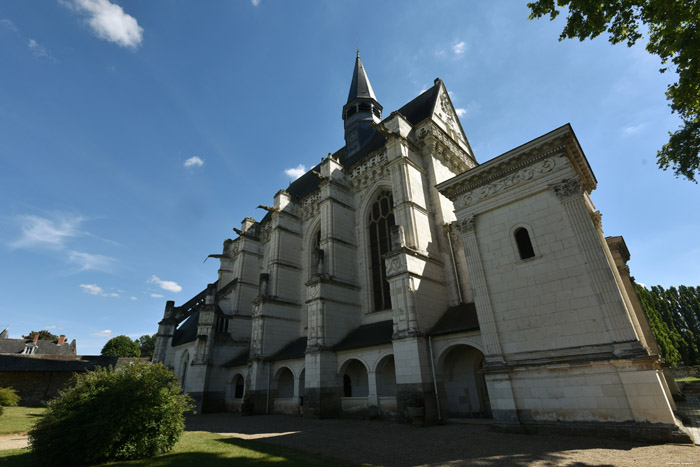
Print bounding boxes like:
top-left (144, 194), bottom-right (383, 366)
top-left (154, 53), bottom-right (689, 442)
top-left (0, 328), bottom-right (76, 356)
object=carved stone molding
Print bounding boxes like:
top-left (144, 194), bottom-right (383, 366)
top-left (385, 255), bottom-right (406, 277)
top-left (454, 158), bottom-right (555, 209)
top-left (591, 210), bottom-right (603, 230)
top-left (349, 150), bottom-right (390, 191)
top-left (418, 122), bottom-right (473, 173)
top-left (454, 216), bottom-right (476, 234)
top-left (549, 174), bottom-right (583, 202)
top-left (300, 192), bottom-right (321, 220)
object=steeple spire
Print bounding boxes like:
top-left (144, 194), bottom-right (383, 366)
top-left (343, 51), bottom-right (382, 156)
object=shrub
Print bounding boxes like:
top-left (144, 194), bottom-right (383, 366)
top-left (29, 361), bottom-right (193, 466)
top-left (0, 387), bottom-right (20, 407)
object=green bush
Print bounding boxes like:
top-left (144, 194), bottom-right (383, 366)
top-left (0, 387), bottom-right (20, 407)
top-left (29, 361), bottom-right (193, 466)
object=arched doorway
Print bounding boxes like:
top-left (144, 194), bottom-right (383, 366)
top-left (342, 359), bottom-right (369, 397)
top-left (376, 355), bottom-right (397, 413)
top-left (277, 367), bottom-right (294, 398)
top-left (440, 345), bottom-right (491, 418)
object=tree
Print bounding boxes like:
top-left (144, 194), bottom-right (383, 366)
top-left (137, 334), bottom-right (157, 360)
top-left (527, 0), bottom-right (700, 182)
top-left (29, 362), bottom-right (193, 465)
top-left (22, 330), bottom-right (59, 341)
top-left (101, 335), bottom-right (141, 358)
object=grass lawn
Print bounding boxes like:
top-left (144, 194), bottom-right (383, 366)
top-left (0, 407), bottom-right (45, 435)
top-left (0, 431), bottom-right (363, 466)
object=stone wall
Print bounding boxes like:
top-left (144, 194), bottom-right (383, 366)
top-left (0, 371), bottom-right (76, 406)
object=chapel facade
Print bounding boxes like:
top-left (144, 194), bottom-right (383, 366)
top-left (155, 53), bottom-right (688, 441)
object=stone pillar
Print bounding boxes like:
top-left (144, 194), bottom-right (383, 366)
top-left (367, 371), bottom-right (378, 407)
top-left (154, 300), bottom-right (176, 364)
top-left (549, 176), bottom-right (638, 343)
top-left (303, 349), bottom-right (341, 418)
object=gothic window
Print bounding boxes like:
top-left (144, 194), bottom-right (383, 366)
top-left (514, 227), bottom-right (535, 260)
top-left (368, 190), bottom-right (395, 311)
top-left (310, 228), bottom-right (321, 278)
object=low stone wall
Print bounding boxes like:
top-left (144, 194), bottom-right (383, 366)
top-left (0, 371), bottom-right (76, 406)
top-left (670, 366), bottom-right (700, 380)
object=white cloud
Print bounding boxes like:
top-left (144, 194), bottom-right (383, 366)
top-left (455, 108), bottom-right (467, 117)
top-left (621, 123), bottom-right (647, 137)
top-left (45, 325), bottom-right (57, 329)
top-left (284, 164), bottom-right (306, 180)
top-left (148, 275), bottom-right (182, 293)
top-left (0, 19), bottom-right (18, 33)
top-left (68, 0), bottom-right (143, 49)
top-left (80, 283), bottom-right (119, 297)
top-left (184, 156), bottom-right (204, 168)
top-left (68, 250), bottom-right (116, 272)
top-left (452, 41), bottom-right (467, 55)
top-left (80, 283), bottom-right (105, 295)
top-left (27, 39), bottom-right (56, 61)
top-left (151, 293), bottom-right (164, 298)
top-left (251, 0), bottom-right (261, 6)
top-left (130, 296), bottom-right (138, 301)
top-left (91, 329), bottom-right (112, 337)
top-left (11, 214), bottom-right (84, 249)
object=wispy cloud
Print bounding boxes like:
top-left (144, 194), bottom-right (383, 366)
top-left (45, 325), bottom-right (57, 329)
top-left (69, 251), bottom-right (116, 272)
top-left (91, 329), bottom-right (112, 337)
top-left (148, 275), bottom-right (182, 293)
top-left (455, 108), bottom-right (467, 117)
top-left (11, 214), bottom-right (84, 249)
top-left (284, 164), bottom-right (306, 180)
top-left (151, 293), bottom-right (164, 298)
top-left (452, 41), bottom-right (467, 55)
top-left (621, 123), bottom-right (647, 137)
top-left (130, 296), bottom-right (137, 301)
top-left (27, 38), bottom-right (57, 62)
top-left (184, 156), bottom-right (204, 168)
top-left (251, 0), bottom-right (261, 6)
top-left (0, 18), bottom-right (18, 33)
top-left (80, 283), bottom-right (119, 296)
top-left (66, 0), bottom-right (143, 49)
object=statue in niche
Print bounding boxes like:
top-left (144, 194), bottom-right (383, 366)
top-left (391, 225), bottom-right (406, 250)
top-left (312, 246), bottom-right (325, 276)
top-left (258, 273), bottom-right (269, 298)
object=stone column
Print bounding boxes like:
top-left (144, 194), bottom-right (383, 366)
top-left (549, 176), bottom-right (637, 343)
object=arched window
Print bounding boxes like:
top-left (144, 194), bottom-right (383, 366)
top-left (514, 227), bottom-right (535, 260)
top-left (368, 190), bottom-right (395, 311)
top-left (180, 352), bottom-right (189, 388)
top-left (310, 228), bottom-right (322, 277)
top-left (233, 374), bottom-right (245, 399)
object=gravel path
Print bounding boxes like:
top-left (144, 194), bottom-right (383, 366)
top-left (187, 414), bottom-right (698, 467)
top-left (0, 434), bottom-right (29, 451)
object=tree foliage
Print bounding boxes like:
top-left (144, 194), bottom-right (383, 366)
top-left (635, 283), bottom-right (700, 366)
top-left (528, 0), bottom-right (700, 182)
top-left (29, 362), bottom-right (193, 465)
top-left (101, 335), bottom-right (141, 358)
top-left (22, 330), bottom-right (59, 341)
top-left (0, 387), bottom-right (20, 407)
top-left (137, 334), bottom-right (157, 360)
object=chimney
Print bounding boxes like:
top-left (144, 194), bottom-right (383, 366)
top-left (58, 335), bottom-right (66, 345)
top-left (32, 333), bottom-right (39, 344)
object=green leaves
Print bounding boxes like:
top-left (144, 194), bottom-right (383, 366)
top-left (101, 335), bottom-right (141, 357)
top-left (528, 0), bottom-right (700, 182)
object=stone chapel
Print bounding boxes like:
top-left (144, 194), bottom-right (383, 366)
top-left (155, 53), bottom-right (689, 441)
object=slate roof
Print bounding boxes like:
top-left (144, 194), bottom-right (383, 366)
top-left (333, 320), bottom-right (394, 351)
top-left (0, 337), bottom-right (76, 356)
top-left (271, 337), bottom-right (307, 361)
top-left (396, 84), bottom-right (439, 126)
top-left (0, 354), bottom-right (118, 372)
top-left (428, 303), bottom-right (480, 336)
top-left (347, 52), bottom-right (377, 103)
top-left (171, 310), bottom-right (199, 347)
top-left (222, 349), bottom-right (250, 368)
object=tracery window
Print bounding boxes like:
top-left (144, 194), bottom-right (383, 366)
top-left (514, 227), bottom-right (535, 260)
top-left (368, 190), bottom-right (395, 311)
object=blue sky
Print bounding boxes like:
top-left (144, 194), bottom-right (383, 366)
top-left (1, 1), bottom-right (698, 355)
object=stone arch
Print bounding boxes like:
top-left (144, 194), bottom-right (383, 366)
top-left (509, 222), bottom-right (539, 261)
top-left (365, 188), bottom-right (396, 311)
top-left (375, 354), bottom-right (396, 397)
top-left (232, 372), bottom-right (245, 400)
top-left (275, 366), bottom-right (295, 398)
top-left (438, 344), bottom-right (490, 418)
top-left (340, 358), bottom-right (369, 397)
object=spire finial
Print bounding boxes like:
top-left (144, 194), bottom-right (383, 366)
top-left (356, 44), bottom-right (360, 58)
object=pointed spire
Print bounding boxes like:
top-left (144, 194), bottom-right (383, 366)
top-left (346, 50), bottom-right (377, 103)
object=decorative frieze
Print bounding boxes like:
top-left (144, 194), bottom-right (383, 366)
top-left (418, 122), bottom-right (473, 174)
top-left (454, 158), bottom-right (555, 209)
top-left (349, 150), bottom-right (390, 191)
top-left (300, 192), bottom-right (321, 220)
top-left (454, 216), bottom-right (476, 234)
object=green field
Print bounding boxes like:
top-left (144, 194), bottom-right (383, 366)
top-left (0, 409), bottom-right (362, 466)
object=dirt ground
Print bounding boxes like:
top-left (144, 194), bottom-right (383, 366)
top-left (187, 413), bottom-right (698, 467)
top-left (0, 434), bottom-right (29, 451)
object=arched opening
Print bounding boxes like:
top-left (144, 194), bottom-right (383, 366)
top-left (440, 345), bottom-right (491, 418)
top-left (276, 368), bottom-right (294, 398)
top-left (368, 190), bottom-right (395, 311)
top-left (515, 227), bottom-right (535, 260)
top-left (376, 355), bottom-right (396, 397)
top-left (342, 359), bottom-right (369, 397)
top-left (233, 374), bottom-right (245, 399)
top-left (180, 352), bottom-right (189, 389)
